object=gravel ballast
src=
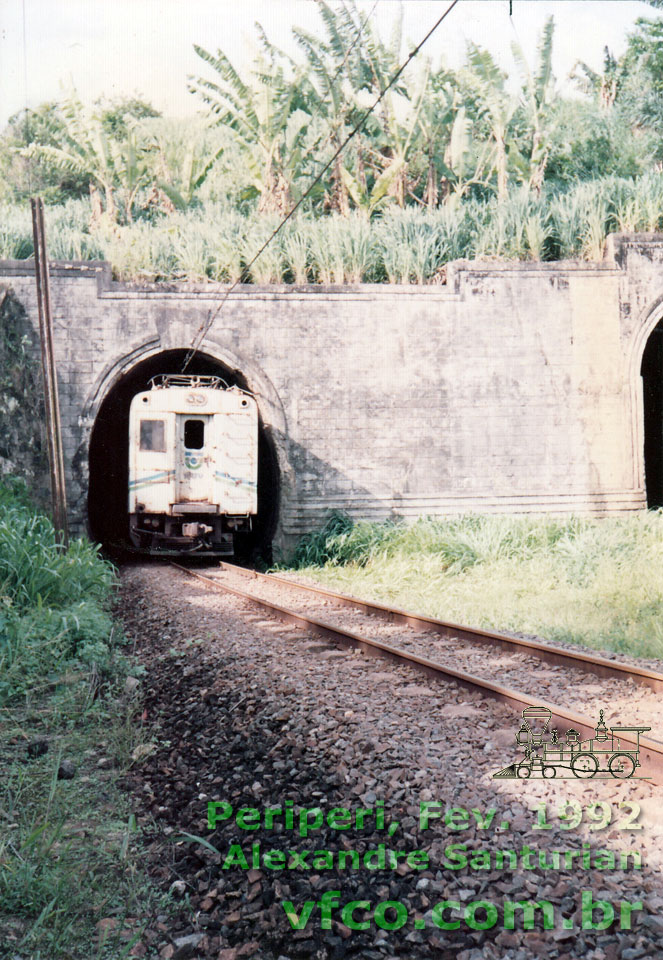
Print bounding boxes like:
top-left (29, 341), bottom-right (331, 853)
top-left (116, 563), bottom-right (663, 960)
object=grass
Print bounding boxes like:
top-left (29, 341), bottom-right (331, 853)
top-left (0, 480), bottom-right (171, 958)
top-left (283, 511), bottom-right (663, 660)
top-left (4, 171), bottom-right (663, 282)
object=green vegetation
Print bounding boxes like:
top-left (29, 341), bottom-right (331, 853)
top-left (2, 170), bottom-right (663, 283)
top-left (287, 512), bottom-right (663, 659)
top-left (2, 4), bottom-right (663, 280)
top-left (0, 482), bottom-right (166, 958)
top-left (0, 290), bottom-right (47, 502)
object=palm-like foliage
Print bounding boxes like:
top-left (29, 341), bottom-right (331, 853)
top-left (354, 5), bottom-right (428, 209)
top-left (461, 44), bottom-right (517, 200)
top-left (373, 67), bottom-right (430, 208)
top-left (569, 49), bottom-right (619, 110)
top-left (416, 79), bottom-right (458, 207)
top-left (0, 102), bottom-right (90, 204)
top-left (21, 95), bottom-right (149, 223)
top-left (292, 4), bottom-right (356, 214)
top-left (292, 1), bottom-right (425, 215)
top-left (8, 0), bottom-right (663, 277)
top-left (511, 16), bottom-right (557, 193)
top-left (141, 118), bottom-right (224, 211)
top-left (190, 45), bottom-right (308, 213)
top-left (438, 102), bottom-right (494, 204)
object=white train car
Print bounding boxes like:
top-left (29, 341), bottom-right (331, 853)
top-left (128, 375), bottom-right (258, 554)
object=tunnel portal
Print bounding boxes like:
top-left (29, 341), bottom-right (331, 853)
top-left (641, 321), bottom-right (663, 508)
top-left (87, 349), bottom-right (279, 560)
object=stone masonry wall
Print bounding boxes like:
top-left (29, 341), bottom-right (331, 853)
top-left (1, 233), bottom-right (662, 551)
top-left (0, 287), bottom-right (48, 504)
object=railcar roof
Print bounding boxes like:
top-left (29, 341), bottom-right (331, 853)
top-left (130, 385), bottom-right (256, 414)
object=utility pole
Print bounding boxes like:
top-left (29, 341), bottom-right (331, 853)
top-left (31, 197), bottom-right (68, 546)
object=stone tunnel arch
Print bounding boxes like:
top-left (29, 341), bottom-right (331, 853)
top-left (86, 346), bottom-right (282, 559)
top-left (641, 317), bottom-right (663, 507)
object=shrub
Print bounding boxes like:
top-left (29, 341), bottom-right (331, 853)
top-left (0, 482), bottom-right (118, 702)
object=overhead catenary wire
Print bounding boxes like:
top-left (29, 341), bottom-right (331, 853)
top-left (181, 0), bottom-right (460, 372)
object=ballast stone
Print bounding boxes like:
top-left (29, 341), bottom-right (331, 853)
top-left (57, 759), bottom-right (76, 779)
top-left (171, 933), bottom-right (204, 959)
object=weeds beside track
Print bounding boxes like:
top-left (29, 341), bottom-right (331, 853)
top-left (285, 511), bottom-right (663, 661)
top-left (0, 481), bottom-right (169, 959)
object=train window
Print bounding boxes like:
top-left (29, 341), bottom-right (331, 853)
top-left (184, 419), bottom-right (204, 449)
top-left (139, 419), bottom-right (166, 452)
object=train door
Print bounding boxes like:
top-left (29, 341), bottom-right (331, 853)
top-left (129, 409), bottom-right (174, 515)
top-left (176, 414), bottom-right (213, 503)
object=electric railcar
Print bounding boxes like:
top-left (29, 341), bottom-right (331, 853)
top-left (128, 374), bottom-right (258, 555)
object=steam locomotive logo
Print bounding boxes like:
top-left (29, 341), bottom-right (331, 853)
top-left (493, 707), bottom-right (650, 780)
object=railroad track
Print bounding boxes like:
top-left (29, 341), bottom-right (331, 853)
top-left (171, 560), bottom-right (663, 784)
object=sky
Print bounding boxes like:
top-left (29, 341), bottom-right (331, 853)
top-left (0, 0), bottom-right (658, 128)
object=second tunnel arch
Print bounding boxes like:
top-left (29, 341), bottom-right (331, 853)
top-left (641, 319), bottom-right (663, 508)
top-left (86, 344), bottom-right (286, 560)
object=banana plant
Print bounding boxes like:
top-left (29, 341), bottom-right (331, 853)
top-left (442, 105), bottom-right (494, 203)
top-left (340, 156), bottom-right (405, 216)
top-left (415, 75), bottom-right (491, 207)
top-left (293, 1), bottom-right (420, 214)
top-left (292, 1), bottom-right (374, 214)
top-left (141, 118), bottom-right (224, 211)
top-left (190, 45), bottom-right (308, 214)
top-left (416, 79), bottom-right (455, 208)
top-left (355, 4), bottom-right (426, 208)
top-left (461, 43), bottom-right (518, 200)
top-left (569, 48), bottom-right (619, 111)
top-left (379, 68), bottom-right (430, 208)
top-left (20, 95), bottom-right (150, 223)
top-left (511, 16), bottom-right (557, 193)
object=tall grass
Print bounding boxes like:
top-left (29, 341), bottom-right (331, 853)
top-left (242, 215), bottom-right (285, 283)
top-left (281, 221), bottom-right (310, 284)
top-left (5, 171), bottom-right (663, 280)
top-left (0, 509), bottom-right (113, 608)
top-left (285, 511), bottom-right (663, 659)
top-left (0, 480), bottom-right (164, 959)
top-left (308, 217), bottom-right (348, 283)
top-left (0, 487), bottom-right (118, 702)
top-left (0, 204), bottom-right (33, 259)
top-left (207, 208), bottom-right (245, 282)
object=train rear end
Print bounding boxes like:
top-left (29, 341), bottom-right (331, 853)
top-left (128, 375), bottom-right (258, 555)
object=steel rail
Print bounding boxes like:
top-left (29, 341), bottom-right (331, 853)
top-left (213, 561), bottom-right (663, 693)
top-left (172, 562), bottom-right (663, 784)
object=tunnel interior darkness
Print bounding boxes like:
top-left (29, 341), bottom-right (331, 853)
top-left (641, 321), bottom-right (663, 508)
top-left (88, 349), bottom-right (279, 560)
